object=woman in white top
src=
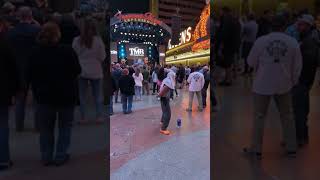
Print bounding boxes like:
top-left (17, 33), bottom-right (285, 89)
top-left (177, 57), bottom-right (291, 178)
top-left (132, 68), bottom-right (143, 100)
top-left (72, 18), bottom-right (106, 124)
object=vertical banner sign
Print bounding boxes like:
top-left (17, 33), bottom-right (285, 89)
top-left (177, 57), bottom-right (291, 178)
top-left (171, 14), bottom-right (182, 45)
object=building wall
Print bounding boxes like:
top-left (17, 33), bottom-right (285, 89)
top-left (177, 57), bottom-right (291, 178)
top-left (156, 0), bottom-right (207, 29)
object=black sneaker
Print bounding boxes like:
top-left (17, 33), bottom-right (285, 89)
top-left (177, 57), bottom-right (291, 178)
top-left (286, 151), bottom-right (297, 158)
top-left (243, 147), bottom-right (262, 160)
top-left (0, 161), bottom-right (13, 171)
top-left (55, 155), bottom-right (70, 167)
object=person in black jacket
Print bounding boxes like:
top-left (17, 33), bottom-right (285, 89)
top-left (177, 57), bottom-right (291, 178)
top-left (28, 22), bottom-right (81, 166)
top-left (119, 68), bottom-right (135, 114)
top-left (6, 6), bottom-right (41, 132)
top-left (292, 14), bottom-right (319, 147)
top-left (0, 17), bottom-right (19, 171)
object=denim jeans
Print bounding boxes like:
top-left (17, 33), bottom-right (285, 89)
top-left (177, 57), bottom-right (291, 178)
top-left (0, 106), bottom-right (10, 165)
top-left (121, 95), bottom-right (133, 113)
top-left (292, 84), bottom-right (310, 143)
top-left (160, 97), bottom-right (171, 130)
top-left (109, 95), bottom-right (113, 114)
top-left (79, 78), bottom-right (103, 119)
top-left (38, 105), bottom-right (74, 162)
top-left (134, 86), bottom-right (142, 100)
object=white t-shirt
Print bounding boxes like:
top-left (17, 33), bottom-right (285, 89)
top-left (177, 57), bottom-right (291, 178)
top-left (187, 72), bottom-right (205, 92)
top-left (133, 73), bottom-right (143, 87)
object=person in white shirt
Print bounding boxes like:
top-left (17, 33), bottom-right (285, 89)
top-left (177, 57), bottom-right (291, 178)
top-left (243, 15), bottom-right (302, 159)
top-left (186, 67), bottom-right (205, 112)
top-left (72, 17), bottom-right (106, 124)
top-left (132, 68), bottom-right (143, 101)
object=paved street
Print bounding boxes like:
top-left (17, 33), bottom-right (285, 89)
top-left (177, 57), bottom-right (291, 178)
top-left (212, 76), bottom-right (320, 180)
top-left (110, 89), bottom-right (210, 180)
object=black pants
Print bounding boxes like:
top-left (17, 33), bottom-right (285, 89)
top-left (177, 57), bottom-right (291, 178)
top-left (160, 97), bottom-right (171, 130)
top-left (292, 84), bottom-right (310, 143)
top-left (152, 82), bottom-right (159, 93)
top-left (202, 88), bottom-right (208, 107)
top-left (38, 105), bottom-right (74, 162)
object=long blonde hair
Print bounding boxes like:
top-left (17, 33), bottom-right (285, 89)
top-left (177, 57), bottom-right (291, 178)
top-left (79, 18), bottom-right (98, 49)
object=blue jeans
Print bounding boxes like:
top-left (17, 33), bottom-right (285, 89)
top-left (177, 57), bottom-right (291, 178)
top-left (134, 86), bottom-right (142, 99)
top-left (38, 105), bottom-right (74, 162)
top-left (121, 95), bottom-right (133, 113)
top-left (109, 95), bottom-right (113, 114)
top-left (0, 107), bottom-right (10, 165)
top-left (79, 78), bottom-right (103, 119)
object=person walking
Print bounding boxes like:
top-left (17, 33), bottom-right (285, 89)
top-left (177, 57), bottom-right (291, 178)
top-left (7, 6), bottom-right (41, 132)
top-left (243, 15), bottom-right (302, 159)
top-left (292, 14), bottom-right (320, 147)
top-left (0, 17), bottom-right (19, 171)
top-left (72, 17), bottom-right (106, 124)
top-left (142, 66), bottom-right (150, 96)
top-left (119, 69), bottom-right (135, 114)
top-left (202, 66), bottom-right (210, 108)
top-left (112, 64), bottom-right (122, 103)
top-left (133, 68), bottom-right (143, 101)
top-left (158, 71), bottom-right (175, 135)
top-left (152, 68), bottom-right (159, 94)
top-left (29, 22), bottom-right (81, 166)
top-left (186, 67), bottom-right (205, 112)
top-left (241, 13), bottom-right (258, 75)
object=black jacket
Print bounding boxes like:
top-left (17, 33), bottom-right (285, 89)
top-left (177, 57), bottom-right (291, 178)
top-left (299, 30), bottom-right (320, 88)
top-left (0, 35), bottom-right (19, 106)
top-left (28, 44), bottom-right (81, 106)
top-left (119, 75), bottom-right (135, 96)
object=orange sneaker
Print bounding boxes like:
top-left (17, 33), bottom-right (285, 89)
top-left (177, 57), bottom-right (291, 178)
top-left (160, 130), bottom-right (171, 135)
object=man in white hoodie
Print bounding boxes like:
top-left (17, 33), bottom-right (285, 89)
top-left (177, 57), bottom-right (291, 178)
top-left (243, 15), bottom-right (302, 159)
top-left (186, 67), bottom-right (205, 112)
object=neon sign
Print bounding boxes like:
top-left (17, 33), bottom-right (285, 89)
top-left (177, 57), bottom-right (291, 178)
top-left (129, 47), bottom-right (145, 57)
top-left (168, 27), bottom-right (193, 49)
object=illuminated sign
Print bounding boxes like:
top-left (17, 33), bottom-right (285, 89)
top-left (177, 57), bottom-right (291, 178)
top-left (129, 47), bottom-right (145, 57)
top-left (168, 27), bottom-right (192, 49)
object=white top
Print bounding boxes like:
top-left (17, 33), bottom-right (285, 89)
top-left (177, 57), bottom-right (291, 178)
top-left (248, 32), bottom-right (302, 95)
top-left (133, 73), bottom-right (143, 87)
top-left (152, 71), bottom-right (158, 83)
top-left (72, 36), bottom-right (106, 79)
top-left (187, 72), bottom-right (205, 92)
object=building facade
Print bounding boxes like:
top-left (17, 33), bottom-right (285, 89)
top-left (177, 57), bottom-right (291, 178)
top-left (151, 0), bottom-right (207, 29)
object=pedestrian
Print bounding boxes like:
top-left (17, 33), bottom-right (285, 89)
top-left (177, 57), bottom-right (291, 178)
top-left (29, 22), bottom-right (81, 166)
top-left (112, 63), bottom-right (122, 103)
top-left (152, 68), bottom-right (159, 94)
top-left (119, 68), bottom-right (135, 114)
top-left (158, 71), bottom-right (175, 135)
top-left (243, 15), bottom-right (302, 159)
top-left (292, 14), bottom-right (319, 147)
top-left (142, 66), bottom-right (150, 95)
top-left (186, 67), bottom-right (205, 112)
top-left (133, 67), bottom-right (143, 101)
top-left (109, 67), bottom-right (116, 116)
top-left (202, 66), bottom-right (210, 108)
top-left (0, 17), bottom-right (19, 171)
top-left (6, 6), bottom-right (41, 132)
top-left (72, 17), bottom-right (106, 124)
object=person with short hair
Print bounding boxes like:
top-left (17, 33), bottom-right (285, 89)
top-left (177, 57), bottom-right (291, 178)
top-left (29, 22), bottom-right (81, 166)
top-left (186, 67), bottom-right (205, 112)
top-left (119, 68), bottom-right (135, 114)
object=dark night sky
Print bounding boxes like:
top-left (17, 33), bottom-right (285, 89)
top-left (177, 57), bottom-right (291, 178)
top-left (109, 0), bottom-right (150, 14)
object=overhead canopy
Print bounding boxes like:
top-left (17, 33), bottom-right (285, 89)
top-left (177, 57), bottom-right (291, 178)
top-left (110, 12), bottom-right (171, 45)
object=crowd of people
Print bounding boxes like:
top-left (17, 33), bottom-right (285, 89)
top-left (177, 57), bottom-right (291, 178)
top-left (110, 63), bottom-right (210, 135)
top-left (213, 7), bottom-right (320, 159)
top-left (0, 2), bottom-right (107, 170)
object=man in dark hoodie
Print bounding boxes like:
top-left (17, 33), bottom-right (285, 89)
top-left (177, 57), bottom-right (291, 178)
top-left (119, 68), bottom-right (135, 114)
top-left (0, 17), bottom-right (19, 171)
top-left (292, 14), bottom-right (320, 147)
